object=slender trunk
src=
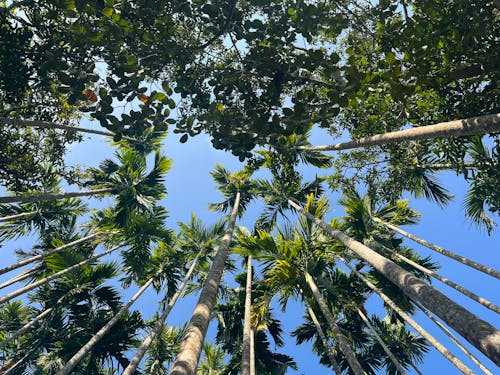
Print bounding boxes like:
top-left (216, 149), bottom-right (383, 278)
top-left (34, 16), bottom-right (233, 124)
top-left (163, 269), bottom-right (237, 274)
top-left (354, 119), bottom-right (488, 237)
top-left (304, 299), bottom-right (342, 375)
top-left (3, 347), bottom-right (36, 375)
top-left (1, 306), bottom-right (55, 349)
top-left (0, 233), bottom-right (102, 276)
top-left (373, 217), bottom-right (500, 279)
top-left (57, 273), bottom-right (159, 375)
top-left (122, 250), bottom-right (205, 375)
top-left (304, 271), bottom-right (365, 375)
top-left (379, 243), bottom-right (500, 313)
top-left (0, 211), bottom-right (35, 223)
top-left (250, 328), bottom-right (256, 375)
top-left (410, 361), bottom-right (425, 375)
top-left (0, 246), bottom-right (118, 306)
top-left (415, 162), bottom-right (488, 170)
top-left (0, 187), bottom-right (117, 204)
top-left (169, 191), bottom-right (241, 375)
top-left (0, 117), bottom-right (135, 141)
top-left (0, 269), bottom-right (36, 290)
top-left (339, 256), bottom-right (474, 375)
top-left (298, 113), bottom-right (500, 152)
top-left (415, 301), bottom-right (494, 375)
top-left (241, 255), bottom-right (253, 375)
top-left (289, 199), bottom-right (500, 366)
top-left (356, 308), bottom-right (407, 375)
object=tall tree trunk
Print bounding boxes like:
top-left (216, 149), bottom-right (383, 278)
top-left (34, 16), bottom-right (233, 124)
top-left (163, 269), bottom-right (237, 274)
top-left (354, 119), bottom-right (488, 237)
top-left (169, 191), bottom-right (241, 375)
top-left (0, 187), bottom-right (117, 204)
top-left (0, 117), bottom-right (135, 141)
top-left (373, 217), bottom-right (499, 279)
top-left (289, 200), bottom-right (500, 366)
top-left (356, 308), bottom-right (407, 375)
top-left (378, 243), bottom-right (499, 313)
top-left (299, 113), bottom-right (500, 152)
top-left (249, 328), bottom-right (256, 375)
top-left (339, 255), bottom-right (474, 375)
top-left (241, 255), bottom-right (253, 375)
top-left (304, 271), bottom-right (365, 375)
top-left (0, 233), bottom-right (102, 276)
top-left (0, 211), bottom-right (35, 223)
top-left (0, 246), bottom-right (118, 306)
top-left (0, 269), bottom-right (35, 290)
top-left (57, 273), bottom-right (159, 375)
top-left (304, 298), bottom-right (342, 375)
top-left (415, 301), bottom-right (494, 375)
top-left (122, 249), bottom-right (205, 375)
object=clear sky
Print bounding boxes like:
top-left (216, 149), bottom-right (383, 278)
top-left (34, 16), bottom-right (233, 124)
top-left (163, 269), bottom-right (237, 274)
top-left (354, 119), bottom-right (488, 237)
top-left (1, 121), bottom-right (498, 374)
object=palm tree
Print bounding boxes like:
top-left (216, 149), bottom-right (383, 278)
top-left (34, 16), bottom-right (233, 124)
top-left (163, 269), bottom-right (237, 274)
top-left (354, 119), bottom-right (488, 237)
top-left (287, 196), bottom-right (500, 366)
top-left (337, 255), bottom-right (474, 375)
top-left (298, 113), bottom-right (500, 152)
top-left (197, 342), bottom-right (228, 375)
top-left (0, 245), bottom-right (119, 306)
top-left (238, 226), bottom-right (364, 374)
top-left (169, 164), bottom-right (254, 375)
top-left (123, 215), bottom-right (225, 375)
top-left (241, 255), bottom-right (253, 375)
top-left (372, 216), bottom-right (499, 279)
top-left (56, 239), bottom-right (180, 375)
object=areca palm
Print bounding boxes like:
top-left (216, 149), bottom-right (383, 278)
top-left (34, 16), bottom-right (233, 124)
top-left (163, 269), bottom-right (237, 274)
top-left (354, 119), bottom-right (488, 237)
top-left (169, 164), bottom-right (255, 375)
top-left (122, 215), bottom-right (225, 375)
top-left (287, 195), bottom-right (500, 366)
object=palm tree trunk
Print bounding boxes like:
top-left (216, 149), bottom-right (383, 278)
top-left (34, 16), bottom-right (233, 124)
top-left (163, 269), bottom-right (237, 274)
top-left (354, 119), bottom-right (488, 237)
top-left (0, 117), bottom-right (135, 141)
top-left (379, 243), bottom-right (500, 313)
top-left (3, 347), bottom-right (37, 375)
top-left (0, 246), bottom-right (118, 306)
top-left (57, 272), bottom-right (159, 375)
top-left (339, 256), bottom-right (474, 375)
top-left (0, 269), bottom-right (35, 290)
top-left (304, 299), bottom-right (342, 375)
top-left (0, 232), bottom-right (102, 276)
top-left (1, 305), bottom-right (55, 349)
top-left (122, 249), bottom-right (205, 375)
top-left (415, 301), bottom-right (494, 375)
top-left (356, 308), bottom-right (407, 375)
top-left (241, 255), bottom-right (253, 375)
top-left (250, 328), bottom-right (256, 375)
top-left (373, 216), bottom-right (499, 279)
top-left (304, 271), bottom-right (365, 375)
top-left (289, 199), bottom-right (500, 366)
top-left (298, 113), bottom-right (500, 152)
top-left (169, 191), bottom-right (241, 375)
top-left (0, 187), bottom-right (117, 204)
top-left (0, 211), bottom-right (35, 223)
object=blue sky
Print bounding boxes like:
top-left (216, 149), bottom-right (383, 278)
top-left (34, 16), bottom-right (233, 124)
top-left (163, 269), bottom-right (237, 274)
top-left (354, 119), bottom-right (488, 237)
top-left (1, 122), bottom-right (498, 374)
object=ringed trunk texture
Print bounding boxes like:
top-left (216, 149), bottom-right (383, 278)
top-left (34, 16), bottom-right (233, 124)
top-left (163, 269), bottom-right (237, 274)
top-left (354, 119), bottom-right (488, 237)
top-left (57, 274), bottom-right (157, 375)
top-left (357, 308), bottom-right (407, 375)
top-left (299, 113), bottom-right (500, 152)
top-left (373, 217), bottom-right (500, 279)
top-left (250, 328), bottom-right (256, 375)
top-left (0, 211), bottom-right (35, 223)
top-left (169, 191), bottom-right (241, 375)
top-left (0, 117), bottom-right (135, 141)
top-left (241, 255), bottom-right (253, 375)
top-left (379, 243), bottom-right (500, 313)
top-left (0, 246), bottom-right (118, 306)
top-left (304, 299), bottom-right (342, 375)
top-left (415, 301), bottom-right (494, 375)
top-left (304, 271), bottom-right (365, 375)
top-left (0, 187), bottom-right (117, 204)
top-left (0, 232), bottom-right (102, 276)
top-left (122, 250), bottom-right (205, 375)
top-left (0, 270), bottom-right (36, 290)
top-left (289, 200), bottom-right (500, 366)
top-left (339, 256), bottom-right (474, 375)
